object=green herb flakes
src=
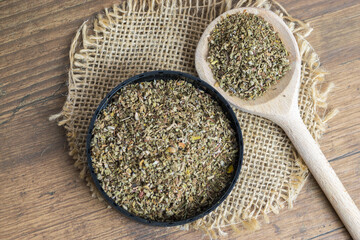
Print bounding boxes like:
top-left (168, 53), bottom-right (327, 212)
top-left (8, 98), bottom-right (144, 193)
top-left (91, 79), bottom-right (238, 222)
top-left (208, 12), bottom-right (290, 99)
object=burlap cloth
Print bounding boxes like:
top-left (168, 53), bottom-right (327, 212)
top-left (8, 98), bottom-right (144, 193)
top-left (51, 0), bottom-right (337, 237)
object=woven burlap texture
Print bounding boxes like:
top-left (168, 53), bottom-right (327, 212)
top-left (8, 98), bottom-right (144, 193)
top-left (51, 0), bottom-right (337, 237)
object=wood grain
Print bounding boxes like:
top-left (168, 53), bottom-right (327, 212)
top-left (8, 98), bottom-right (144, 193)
top-left (0, 0), bottom-right (359, 239)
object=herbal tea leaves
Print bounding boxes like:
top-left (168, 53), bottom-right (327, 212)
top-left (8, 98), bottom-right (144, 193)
top-left (90, 79), bottom-right (238, 222)
top-left (208, 12), bottom-right (290, 100)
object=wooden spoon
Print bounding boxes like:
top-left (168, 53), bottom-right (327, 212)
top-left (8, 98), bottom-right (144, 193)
top-left (195, 7), bottom-right (360, 239)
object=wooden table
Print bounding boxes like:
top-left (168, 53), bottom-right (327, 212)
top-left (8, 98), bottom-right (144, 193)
top-left (1, 1), bottom-right (359, 239)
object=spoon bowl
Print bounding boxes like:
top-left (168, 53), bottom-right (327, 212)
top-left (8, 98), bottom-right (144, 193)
top-left (196, 7), bottom-right (301, 118)
top-left (195, 7), bottom-right (360, 239)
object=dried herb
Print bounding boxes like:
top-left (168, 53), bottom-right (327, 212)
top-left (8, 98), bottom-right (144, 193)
top-left (208, 12), bottom-right (290, 99)
top-left (91, 79), bottom-right (238, 222)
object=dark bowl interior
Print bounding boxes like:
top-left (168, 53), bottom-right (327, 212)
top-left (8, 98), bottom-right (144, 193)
top-left (86, 70), bottom-right (243, 227)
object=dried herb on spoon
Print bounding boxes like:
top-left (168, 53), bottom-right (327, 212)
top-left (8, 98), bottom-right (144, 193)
top-left (208, 12), bottom-right (290, 100)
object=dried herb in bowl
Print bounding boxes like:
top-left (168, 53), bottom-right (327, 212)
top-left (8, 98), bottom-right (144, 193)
top-left (90, 79), bottom-right (238, 222)
top-left (208, 12), bottom-right (290, 100)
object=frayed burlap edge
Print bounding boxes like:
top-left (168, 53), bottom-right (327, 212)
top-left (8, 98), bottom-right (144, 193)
top-left (50, 0), bottom-right (338, 237)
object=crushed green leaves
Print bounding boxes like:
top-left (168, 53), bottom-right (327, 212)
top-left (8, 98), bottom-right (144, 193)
top-left (91, 79), bottom-right (238, 222)
top-left (208, 12), bottom-right (290, 100)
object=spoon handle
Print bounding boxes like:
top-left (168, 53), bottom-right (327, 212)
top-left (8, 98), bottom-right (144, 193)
top-left (275, 112), bottom-right (360, 240)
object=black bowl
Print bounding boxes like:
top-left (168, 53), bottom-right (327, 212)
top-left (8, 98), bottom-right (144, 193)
top-left (86, 70), bottom-right (243, 227)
